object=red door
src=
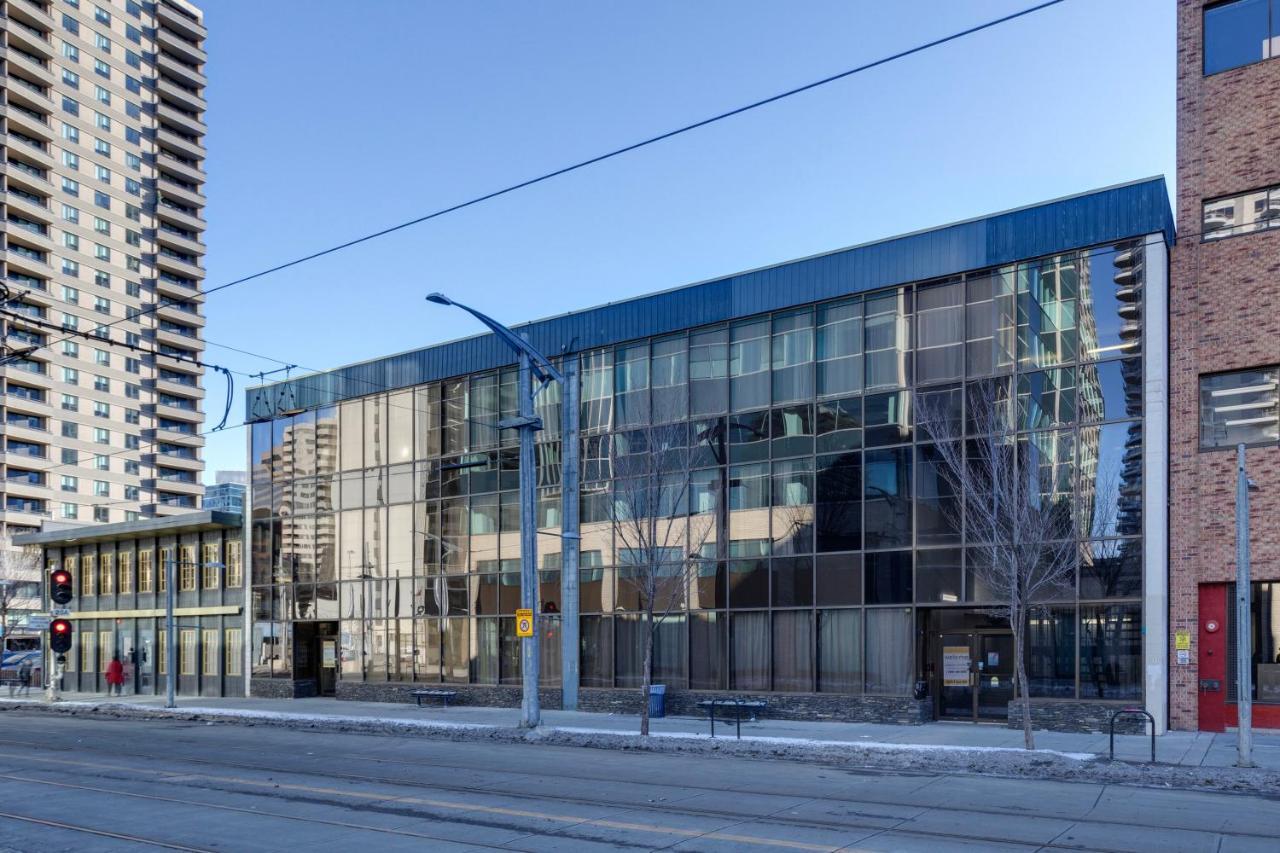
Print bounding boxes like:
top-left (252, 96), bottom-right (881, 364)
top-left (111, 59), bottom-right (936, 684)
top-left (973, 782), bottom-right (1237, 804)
top-left (1198, 584), bottom-right (1228, 732)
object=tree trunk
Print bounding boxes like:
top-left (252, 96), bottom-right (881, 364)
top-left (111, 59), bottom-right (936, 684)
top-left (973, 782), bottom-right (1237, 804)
top-left (1013, 609), bottom-right (1035, 750)
top-left (640, 605), bottom-right (653, 737)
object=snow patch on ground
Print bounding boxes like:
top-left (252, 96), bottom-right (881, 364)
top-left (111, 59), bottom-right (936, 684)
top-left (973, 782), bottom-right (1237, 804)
top-left (548, 725), bottom-right (1096, 760)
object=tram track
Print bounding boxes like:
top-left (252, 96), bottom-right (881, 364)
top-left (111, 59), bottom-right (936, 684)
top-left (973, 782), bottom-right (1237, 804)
top-left (0, 807), bottom-right (218, 851)
top-left (0, 761), bottom-right (1250, 853)
top-left (0, 720), bottom-right (1272, 852)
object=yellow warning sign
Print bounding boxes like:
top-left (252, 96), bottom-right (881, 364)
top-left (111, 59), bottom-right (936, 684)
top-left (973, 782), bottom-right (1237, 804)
top-left (516, 608), bottom-right (534, 638)
top-left (1175, 630), bottom-right (1191, 651)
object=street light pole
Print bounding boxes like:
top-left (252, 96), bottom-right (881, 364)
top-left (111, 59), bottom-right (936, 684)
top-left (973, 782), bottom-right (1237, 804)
top-left (1235, 443), bottom-right (1254, 768)
top-left (426, 294), bottom-right (565, 729)
top-left (516, 350), bottom-right (540, 727)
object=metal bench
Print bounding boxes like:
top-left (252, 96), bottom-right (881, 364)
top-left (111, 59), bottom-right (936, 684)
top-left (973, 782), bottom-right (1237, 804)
top-left (408, 689), bottom-right (458, 708)
top-left (696, 698), bottom-right (766, 739)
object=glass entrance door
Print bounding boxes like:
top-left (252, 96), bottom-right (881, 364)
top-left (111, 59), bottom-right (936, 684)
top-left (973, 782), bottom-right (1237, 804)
top-left (120, 633), bottom-right (136, 696)
top-left (975, 632), bottom-right (1015, 719)
top-left (938, 632), bottom-right (974, 719)
top-left (138, 628), bottom-right (154, 694)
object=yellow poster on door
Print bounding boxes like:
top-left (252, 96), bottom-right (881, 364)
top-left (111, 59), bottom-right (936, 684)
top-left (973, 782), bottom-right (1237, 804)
top-left (943, 646), bottom-right (970, 687)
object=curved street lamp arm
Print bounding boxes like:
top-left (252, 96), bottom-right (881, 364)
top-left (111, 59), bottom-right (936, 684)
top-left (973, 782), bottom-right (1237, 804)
top-left (426, 293), bottom-right (565, 385)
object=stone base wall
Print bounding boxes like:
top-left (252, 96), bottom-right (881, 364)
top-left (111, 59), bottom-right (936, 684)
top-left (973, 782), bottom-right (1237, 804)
top-left (250, 678), bottom-right (317, 700)
top-left (332, 681), bottom-right (932, 725)
top-left (1006, 700), bottom-right (1147, 734)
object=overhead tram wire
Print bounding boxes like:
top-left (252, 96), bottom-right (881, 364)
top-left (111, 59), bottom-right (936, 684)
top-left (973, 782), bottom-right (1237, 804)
top-left (7, 0), bottom-right (1068, 363)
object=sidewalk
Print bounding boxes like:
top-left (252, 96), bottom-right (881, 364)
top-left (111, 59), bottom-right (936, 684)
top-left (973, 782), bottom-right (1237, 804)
top-left (12, 690), bottom-right (1280, 770)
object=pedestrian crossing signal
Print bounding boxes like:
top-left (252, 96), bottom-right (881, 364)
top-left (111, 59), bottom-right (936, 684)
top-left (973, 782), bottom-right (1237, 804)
top-left (49, 619), bottom-right (73, 654)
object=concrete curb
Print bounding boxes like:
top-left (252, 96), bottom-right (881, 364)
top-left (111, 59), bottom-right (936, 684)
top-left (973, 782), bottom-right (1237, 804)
top-left (3, 699), bottom-right (1277, 796)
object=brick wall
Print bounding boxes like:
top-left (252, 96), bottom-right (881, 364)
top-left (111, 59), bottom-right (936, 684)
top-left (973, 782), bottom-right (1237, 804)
top-left (1170, 0), bottom-right (1280, 729)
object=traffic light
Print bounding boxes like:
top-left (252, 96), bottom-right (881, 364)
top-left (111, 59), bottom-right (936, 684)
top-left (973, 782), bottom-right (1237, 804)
top-left (50, 569), bottom-right (73, 605)
top-left (49, 619), bottom-right (72, 655)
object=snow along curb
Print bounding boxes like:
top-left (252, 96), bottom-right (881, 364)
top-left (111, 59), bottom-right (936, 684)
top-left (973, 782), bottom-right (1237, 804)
top-left (3, 698), bottom-right (1276, 795)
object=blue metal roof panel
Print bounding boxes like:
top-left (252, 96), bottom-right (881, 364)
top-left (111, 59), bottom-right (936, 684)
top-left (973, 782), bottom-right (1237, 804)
top-left (247, 177), bottom-right (1174, 419)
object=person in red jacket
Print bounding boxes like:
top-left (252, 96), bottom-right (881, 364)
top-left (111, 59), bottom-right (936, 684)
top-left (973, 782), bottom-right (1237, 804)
top-left (105, 654), bottom-right (125, 696)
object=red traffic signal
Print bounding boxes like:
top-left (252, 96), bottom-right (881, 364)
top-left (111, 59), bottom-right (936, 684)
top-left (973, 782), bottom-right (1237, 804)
top-left (49, 619), bottom-right (73, 654)
top-left (50, 569), bottom-right (73, 605)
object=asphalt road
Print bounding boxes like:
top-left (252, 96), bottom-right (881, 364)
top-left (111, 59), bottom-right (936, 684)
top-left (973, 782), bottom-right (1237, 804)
top-left (0, 712), bottom-right (1275, 852)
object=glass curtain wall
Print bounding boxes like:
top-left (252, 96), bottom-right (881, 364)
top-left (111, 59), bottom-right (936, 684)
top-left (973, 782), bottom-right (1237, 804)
top-left (250, 240), bottom-right (1148, 699)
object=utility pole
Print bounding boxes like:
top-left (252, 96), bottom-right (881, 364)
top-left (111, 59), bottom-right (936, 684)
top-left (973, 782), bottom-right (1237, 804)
top-left (426, 294), bottom-right (564, 728)
top-left (560, 355), bottom-right (580, 711)
top-left (1235, 444), bottom-right (1254, 768)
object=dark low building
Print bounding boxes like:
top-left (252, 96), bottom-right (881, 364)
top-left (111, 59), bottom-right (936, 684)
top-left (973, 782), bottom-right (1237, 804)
top-left (243, 178), bottom-right (1172, 732)
top-left (15, 511), bottom-right (245, 697)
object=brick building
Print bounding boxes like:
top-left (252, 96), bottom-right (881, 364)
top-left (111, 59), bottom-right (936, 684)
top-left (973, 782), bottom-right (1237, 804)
top-left (1171, 0), bottom-right (1280, 731)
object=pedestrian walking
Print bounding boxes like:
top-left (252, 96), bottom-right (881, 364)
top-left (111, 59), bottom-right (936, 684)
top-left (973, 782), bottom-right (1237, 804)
top-left (17, 659), bottom-right (32, 697)
top-left (105, 653), bottom-right (124, 696)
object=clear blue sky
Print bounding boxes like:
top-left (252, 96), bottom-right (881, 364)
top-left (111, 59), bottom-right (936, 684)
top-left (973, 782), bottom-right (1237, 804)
top-left (197, 0), bottom-right (1174, 479)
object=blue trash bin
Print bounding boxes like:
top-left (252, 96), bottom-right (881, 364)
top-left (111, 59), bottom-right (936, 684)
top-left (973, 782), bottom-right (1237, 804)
top-left (648, 684), bottom-right (666, 718)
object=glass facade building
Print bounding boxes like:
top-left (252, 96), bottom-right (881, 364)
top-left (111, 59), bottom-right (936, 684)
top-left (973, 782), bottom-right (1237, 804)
top-left (246, 179), bottom-right (1172, 724)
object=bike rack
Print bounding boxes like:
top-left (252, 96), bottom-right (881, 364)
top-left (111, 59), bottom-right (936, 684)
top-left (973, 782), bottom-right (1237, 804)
top-left (1109, 707), bottom-right (1156, 763)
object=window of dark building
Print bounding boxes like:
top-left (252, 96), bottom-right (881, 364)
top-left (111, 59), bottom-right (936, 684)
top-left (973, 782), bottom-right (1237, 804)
top-left (865, 550), bottom-right (912, 604)
top-left (915, 279), bottom-right (965, 384)
top-left (580, 615), bottom-right (613, 687)
top-left (915, 548), bottom-right (962, 603)
top-left (728, 557), bottom-right (769, 608)
top-left (864, 391), bottom-right (912, 447)
top-left (1026, 606), bottom-right (1076, 697)
top-left (1199, 367), bottom-right (1279, 449)
top-left (689, 327), bottom-right (728, 415)
top-left (864, 447), bottom-right (912, 548)
top-left (771, 309), bottom-right (814, 404)
top-left (730, 318), bottom-right (770, 411)
top-left (728, 410), bottom-right (770, 462)
top-left (1204, 0), bottom-right (1276, 75)
top-left (614, 342), bottom-right (650, 427)
top-left (730, 611), bottom-right (769, 690)
top-left (816, 298), bottom-right (863, 398)
top-left (772, 610), bottom-right (813, 691)
top-left (1079, 603), bottom-right (1142, 701)
top-left (816, 452), bottom-right (861, 553)
top-left (771, 404), bottom-right (814, 458)
top-left (689, 612), bottom-right (726, 689)
top-left (816, 395), bottom-right (862, 453)
top-left (817, 608), bottom-right (862, 692)
top-left (771, 556), bottom-right (813, 607)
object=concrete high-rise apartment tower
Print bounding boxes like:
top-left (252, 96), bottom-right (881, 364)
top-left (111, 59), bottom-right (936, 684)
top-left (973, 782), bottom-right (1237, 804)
top-left (1171, 0), bottom-right (1280, 731)
top-left (0, 0), bottom-right (206, 535)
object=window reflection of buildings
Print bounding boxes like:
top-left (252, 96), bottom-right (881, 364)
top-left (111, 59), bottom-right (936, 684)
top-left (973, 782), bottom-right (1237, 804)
top-left (248, 240), bottom-right (1151, 700)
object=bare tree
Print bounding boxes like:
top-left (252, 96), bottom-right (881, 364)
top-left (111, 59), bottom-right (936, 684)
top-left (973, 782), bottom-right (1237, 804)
top-left (608, 413), bottom-right (710, 736)
top-left (916, 380), bottom-right (1077, 749)
top-left (0, 536), bottom-right (42, 641)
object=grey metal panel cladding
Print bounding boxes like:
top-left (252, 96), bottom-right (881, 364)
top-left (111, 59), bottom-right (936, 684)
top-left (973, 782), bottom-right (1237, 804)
top-left (248, 177), bottom-right (1174, 419)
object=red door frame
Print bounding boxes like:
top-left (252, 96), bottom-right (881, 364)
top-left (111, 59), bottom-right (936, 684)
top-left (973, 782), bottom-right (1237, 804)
top-left (1198, 582), bottom-right (1280, 731)
top-left (1198, 584), bottom-right (1227, 732)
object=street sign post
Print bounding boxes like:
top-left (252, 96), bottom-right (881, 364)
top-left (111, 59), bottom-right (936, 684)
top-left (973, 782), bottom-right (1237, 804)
top-left (516, 608), bottom-right (534, 638)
